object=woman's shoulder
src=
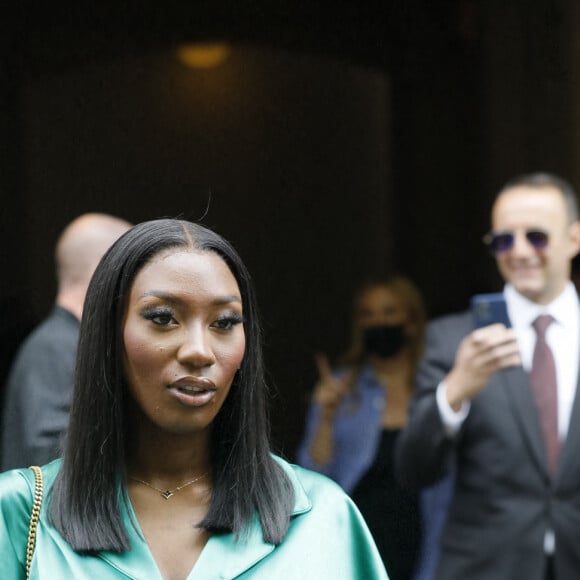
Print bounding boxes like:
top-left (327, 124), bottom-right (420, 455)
top-left (273, 455), bottom-right (351, 508)
top-left (0, 461), bottom-right (62, 577)
top-left (0, 466), bottom-right (35, 501)
top-left (0, 460), bottom-right (61, 540)
top-left (0, 459), bottom-right (61, 504)
top-left (0, 466), bottom-right (38, 554)
top-left (270, 456), bottom-right (388, 578)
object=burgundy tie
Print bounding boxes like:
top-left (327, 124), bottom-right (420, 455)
top-left (530, 314), bottom-right (560, 477)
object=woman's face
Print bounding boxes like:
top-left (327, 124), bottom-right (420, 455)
top-left (355, 285), bottom-right (409, 330)
top-left (123, 248), bottom-right (246, 435)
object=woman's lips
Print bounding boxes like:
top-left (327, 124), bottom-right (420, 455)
top-left (168, 376), bottom-right (217, 407)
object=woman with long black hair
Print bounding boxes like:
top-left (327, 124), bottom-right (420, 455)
top-left (0, 219), bottom-right (387, 579)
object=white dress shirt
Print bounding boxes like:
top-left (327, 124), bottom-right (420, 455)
top-left (505, 283), bottom-right (580, 439)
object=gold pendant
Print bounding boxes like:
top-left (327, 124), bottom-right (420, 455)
top-left (161, 490), bottom-right (174, 499)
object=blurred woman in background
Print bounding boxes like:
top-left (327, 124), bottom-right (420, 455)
top-left (297, 275), bottom-right (427, 580)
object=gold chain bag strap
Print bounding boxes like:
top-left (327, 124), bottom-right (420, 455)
top-left (25, 466), bottom-right (43, 579)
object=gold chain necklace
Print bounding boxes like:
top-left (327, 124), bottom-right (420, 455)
top-left (130, 472), bottom-right (207, 500)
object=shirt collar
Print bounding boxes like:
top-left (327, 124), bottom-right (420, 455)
top-left (98, 457), bottom-right (312, 580)
top-left (504, 282), bottom-right (578, 329)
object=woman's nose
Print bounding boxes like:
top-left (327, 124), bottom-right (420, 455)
top-left (177, 327), bottom-right (216, 367)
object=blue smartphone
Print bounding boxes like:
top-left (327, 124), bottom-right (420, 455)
top-left (470, 293), bottom-right (512, 328)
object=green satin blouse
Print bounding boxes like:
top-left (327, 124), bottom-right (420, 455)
top-left (0, 457), bottom-right (388, 579)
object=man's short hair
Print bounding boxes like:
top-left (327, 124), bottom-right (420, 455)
top-left (499, 172), bottom-right (579, 223)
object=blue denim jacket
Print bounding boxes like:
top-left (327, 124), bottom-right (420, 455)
top-left (296, 364), bottom-right (454, 580)
top-left (296, 365), bottom-right (384, 493)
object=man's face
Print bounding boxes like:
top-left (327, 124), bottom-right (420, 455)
top-left (491, 185), bottom-right (580, 304)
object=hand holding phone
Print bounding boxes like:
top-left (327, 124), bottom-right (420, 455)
top-left (445, 294), bottom-right (518, 405)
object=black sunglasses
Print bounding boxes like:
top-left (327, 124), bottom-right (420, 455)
top-left (482, 229), bottom-right (549, 254)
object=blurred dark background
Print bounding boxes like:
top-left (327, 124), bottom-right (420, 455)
top-left (1, 0), bottom-right (579, 457)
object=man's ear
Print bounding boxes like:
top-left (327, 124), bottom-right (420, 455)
top-left (568, 221), bottom-right (580, 259)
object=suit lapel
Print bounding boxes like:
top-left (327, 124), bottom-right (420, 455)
top-left (502, 329), bottom-right (580, 483)
top-left (554, 365), bottom-right (580, 482)
top-left (501, 365), bottom-right (549, 476)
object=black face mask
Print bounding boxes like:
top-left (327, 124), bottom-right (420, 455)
top-left (362, 324), bottom-right (406, 359)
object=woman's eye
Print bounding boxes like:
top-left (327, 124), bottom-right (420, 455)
top-left (212, 314), bottom-right (243, 331)
top-left (142, 308), bottom-right (175, 326)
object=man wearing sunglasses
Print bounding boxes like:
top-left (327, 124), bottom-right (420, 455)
top-left (396, 173), bottom-right (580, 580)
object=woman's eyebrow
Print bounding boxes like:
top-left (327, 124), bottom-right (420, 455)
top-left (139, 290), bottom-right (242, 305)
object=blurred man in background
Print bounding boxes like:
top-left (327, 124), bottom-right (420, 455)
top-left (397, 173), bottom-right (580, 580)
top-left (1, 213), bottom-right (131, 470)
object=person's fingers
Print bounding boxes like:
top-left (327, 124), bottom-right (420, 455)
top-left (335, 368), bottom-right (355, 394)
top-left (470, 324), bottom-right (516, 346)
top-left (315, 352), bottom-right (333, 381)
top-left (474, 345), bottom-right (521, 371)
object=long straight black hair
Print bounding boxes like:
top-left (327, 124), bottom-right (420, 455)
top-left (50, 219), bottom-right (294, 551)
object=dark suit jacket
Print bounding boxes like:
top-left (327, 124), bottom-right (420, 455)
top-left (396, 310), bottom-right (580, 580)
top-left (1, 306), bottom-right (79, 470)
